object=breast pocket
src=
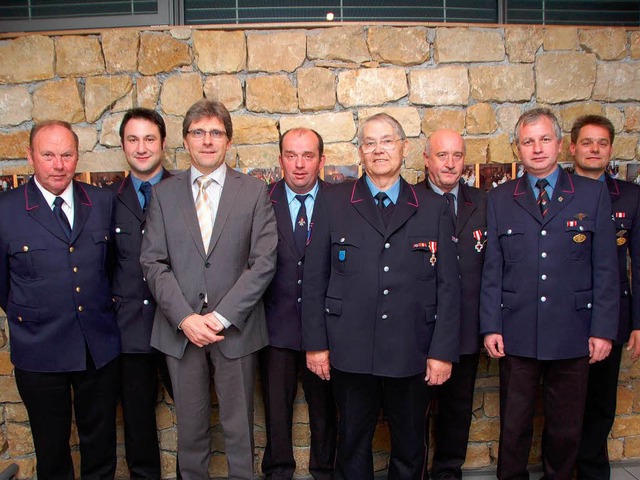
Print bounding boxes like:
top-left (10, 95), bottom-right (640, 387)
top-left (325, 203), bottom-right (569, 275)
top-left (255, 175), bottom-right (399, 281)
top-left (408, 236), bottom-right (436, 280)
top-left (331, 232), bottom-right (360, 276)
top-left (8, 237), bottom-right (48, 280)
top-left (498, 224), bottom-right (525, 263)
top-left (113, 222), bottom-right (134, 259)
top-left (565, 220), bottom-right (594, 261)
top-left (91, 230), bottom-right (111, 270)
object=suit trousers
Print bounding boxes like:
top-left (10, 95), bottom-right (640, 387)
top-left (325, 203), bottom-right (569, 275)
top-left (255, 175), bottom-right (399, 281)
top-left (576, 344), bottom-right (624, 480)
top-left (259, 346), bottom-right (337, 480)
top-left (331, 368), bottom-right (429, 480)
top-left (14, 355), bottom-right (120, 480)
top-left (498, 355), bottom-right (589, 480)
top-left (429, 352), bottom-right (480, 479)
top-left (120, 353), bottom-right (162, 480)
top-left (166, 341), bottom-right (257, 480)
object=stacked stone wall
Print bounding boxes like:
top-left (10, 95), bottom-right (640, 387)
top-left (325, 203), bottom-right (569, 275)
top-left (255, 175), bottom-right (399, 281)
top-left (1, 23), bottom-right (640, 478)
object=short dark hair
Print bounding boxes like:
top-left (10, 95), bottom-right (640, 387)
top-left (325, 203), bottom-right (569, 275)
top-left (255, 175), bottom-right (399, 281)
top-left (119, 108), bottom-right (167, 143)
top-left (514, 107), bottom-right (562, 145)
top-left (183, 99), bottom-right (233, 140)
top-left (30, 120), bottom-right (79, 150)
top-left (570, 114), bottom-right (615, 145)
top-left (279, 128), bottom-right (324, 157)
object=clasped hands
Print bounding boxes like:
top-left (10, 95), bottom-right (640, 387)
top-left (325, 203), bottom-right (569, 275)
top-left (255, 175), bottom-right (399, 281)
top-left (181, 312), bottom-right (225, 347)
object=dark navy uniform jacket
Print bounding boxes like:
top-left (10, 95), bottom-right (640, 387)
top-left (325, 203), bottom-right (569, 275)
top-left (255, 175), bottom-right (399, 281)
top-left (263, 179), bottom-right (328, 350)
top-left (606, 174), bottom-right (640, 343)
top-left (108, 169), bottom-right (171, 353)
top-left (480, 168), bottom-right (619, 360)
top-left (420, 179), bottom-right (487, 355)
top-left (302, 176), bottom-right (461, 378)
top-left (0, 179), bottom-right (120, 372)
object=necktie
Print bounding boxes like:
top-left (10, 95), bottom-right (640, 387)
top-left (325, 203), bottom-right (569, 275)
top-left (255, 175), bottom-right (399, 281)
top-left (375, 192), bottom-right (389, 211)
top-left (444, 192), bottom-right (457, 220)
top-left (536, 178), bottom-right (550, 217)
top-left (196, 177), bottom-right (214, 252)
top-left (139, 181), bottom-right (152, 212)
top-left (294, 194), bottom-right (309, 255)
top-left (53, 196), bottom-right (72, 239)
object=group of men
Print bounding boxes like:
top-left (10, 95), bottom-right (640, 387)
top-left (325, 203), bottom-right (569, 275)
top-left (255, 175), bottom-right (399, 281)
top-left (0, 100), bottom-right (637, 480)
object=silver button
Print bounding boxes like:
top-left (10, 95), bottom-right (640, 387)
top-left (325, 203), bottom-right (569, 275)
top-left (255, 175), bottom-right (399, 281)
top-left (298, 261), bottom-right (303, 266)
top-left (297, 298), bottom-right (302, 303)
top-left (381, 314), bottom-right (388, 320)
top-left (143, 299), bottom-right (150, 305)
top-left (325, 308), bottom-right (330, 313)
top-left (625, 290), bottom-right (629, 295)
top-left (587, 302), bottom-right (592, 309)
top-left (541, 274), bottom-right (547, 280)
top-left (541, 230), bottom-right (547, 236)
top-left (297, 279), bottom-right (302, 285)
top-left (579, 226), bottom-right (584, 231)
top-left (541, 252), bottom-right (547, 258)
top-left (383, 289), bottom-right (389, 295)
top-left (340, 237), bottom-right (345, 243)
top-left (540, 296), bottom-right (546, 302)
top-left (383, 266), bottom-right (389, 272)
top-left (384, 243), bottom-right (390, 249)
top-left (143, 277), bottom-right (146, 282)
top-left (507, 229), bottom-right (513, 234)
top-left (141, 229), bottom-right (145, 235)
top-left (115, 227), bottom-right (121, 233)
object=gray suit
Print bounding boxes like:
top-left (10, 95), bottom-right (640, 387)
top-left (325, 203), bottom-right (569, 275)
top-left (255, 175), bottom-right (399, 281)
top-left (141, 166), bottom-right (277, 479)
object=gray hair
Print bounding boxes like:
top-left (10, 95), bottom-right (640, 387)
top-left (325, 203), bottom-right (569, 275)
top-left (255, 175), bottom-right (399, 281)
top-left (514, 107), bottom-right (562, 145)
top-left (357, 113), bottom-right (406, 145)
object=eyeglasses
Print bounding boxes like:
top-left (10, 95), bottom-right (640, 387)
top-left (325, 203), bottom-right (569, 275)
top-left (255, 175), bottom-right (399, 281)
top-left (187, 129), bottom-right (227, 141)
top-left (361, 138), bottom-right (403, 154)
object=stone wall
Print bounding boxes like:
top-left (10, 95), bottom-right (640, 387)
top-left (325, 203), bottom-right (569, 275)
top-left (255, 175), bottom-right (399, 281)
top-left (1, 22), bottom-right (640, 479)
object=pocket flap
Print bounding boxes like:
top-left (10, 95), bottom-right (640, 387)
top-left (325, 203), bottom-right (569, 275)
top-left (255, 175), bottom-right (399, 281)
top-left (324, 297), bottom-right (342, 316)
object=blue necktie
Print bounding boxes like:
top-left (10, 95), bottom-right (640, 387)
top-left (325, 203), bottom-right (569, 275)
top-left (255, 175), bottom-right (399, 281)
top-left (139, 181), bottom-right (152, 212)
top-left (53, 196), bottom-right (71, 239)
top-left (294, 194), bottom-right (309, 255)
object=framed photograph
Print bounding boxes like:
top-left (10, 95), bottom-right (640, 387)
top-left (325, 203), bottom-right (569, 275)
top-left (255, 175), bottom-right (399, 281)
top-left (244, 166), bottom-right (282, 184)
top-left (74, 172), bottom-right (90, 183)
top-left (559, 162), bottom-right (575, 174)
top-left (626, 162), bottom-right (640, 185)
top-left (515, 162), bottom-right (525, 179)
top-left (16, 175), bottom-right (31, 187)
top-left (90, 171), bottom-right (125, 188)
top-left (321, 165), bottom-right (361, 184)
top-left (460, 165), bottom-right (477, 188)
top-left (478, 163), bottom-right (513, 191)
top-left (607, 160), bottom-right (620, 179)
top-left (0, 175), bottom-right (14, 192)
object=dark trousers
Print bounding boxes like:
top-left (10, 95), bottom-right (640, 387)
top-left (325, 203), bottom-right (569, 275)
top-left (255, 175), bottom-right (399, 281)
top-left (259, 346), bottom-right (337, 480)
top-left (331, 368), bottom-right (429, 480)
top-left (120, 353), bottom-right (163, 479)
top-left (498, 355), bottom-right (589, 480)
top-left (576, 344), bottom-right (623, 480)
top-left (14, 355), bottom-right (120, 480)
top-left (429, 353), bottom-right (480, 479)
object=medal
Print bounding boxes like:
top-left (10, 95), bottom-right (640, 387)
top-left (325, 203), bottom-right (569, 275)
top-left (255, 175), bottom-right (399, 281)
top-left (472, 229), bottom-right (484, 252)
top-left (615, 212), bottom-right (626, 218)
top-left (428, 241), bottom-right (437, 266)
top-left (567, 220), bottom-right (577, 227)
top-left (573, 233), bottom-right (586, 243)
top-left (617, 230), bottom-right (627, 246)
top-left (298, 217), bottom-right (306, 227)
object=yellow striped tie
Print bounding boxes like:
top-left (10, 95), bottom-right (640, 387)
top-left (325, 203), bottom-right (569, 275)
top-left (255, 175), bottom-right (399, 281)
top-left (196, 176), bottom-right (213, 252)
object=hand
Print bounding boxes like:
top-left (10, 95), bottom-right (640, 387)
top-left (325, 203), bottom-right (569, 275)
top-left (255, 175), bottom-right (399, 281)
top-left (628, 330), bottom-right (640, 361)
top-left (180, 313), bottom-right (225, 347)
top-left (484, 333), bottom-right (505, 358)
top-left (306, 350), bottom-right (331, 380)
top-left (589, 336), bottom-right (612, 364)
top-left (425, 359), bottom-right (452, 386)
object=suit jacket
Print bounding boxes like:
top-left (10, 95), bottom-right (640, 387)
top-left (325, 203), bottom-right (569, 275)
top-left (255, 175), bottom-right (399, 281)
top-left (108, 169), bottom-right (172, 354)
top-left (263, 179), bottom-right (329, 350)
top-left (479, 168), bottom-right (619, 360)
top-left (301, 176), bottom-right (461, 378)
top-left (605, 174), bottom-right (640, 343)
top-left (420, 179), bottom-right (487, 355)
top-left (140, 166), bottom-right (278, 360)
top-left (0, 179), bottom-right (120, 372)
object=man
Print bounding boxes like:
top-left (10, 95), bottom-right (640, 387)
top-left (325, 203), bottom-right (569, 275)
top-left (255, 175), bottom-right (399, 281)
top-left (571, 115), bottom-right (640, 479)
top-left (260, 128), bottom-right (337, 480)
top-left (302, 113), bottom-right (460, 480)
top-left (480, 108), bottom-right (619, 479)
top-left (140, 99), bottom-right (277, 480)
top-left (109, 108), bottom-right (173, 479)
top-left (419, 129), bottom-right (487, 480)
top-left (0, 121), bottom-right (120, 479)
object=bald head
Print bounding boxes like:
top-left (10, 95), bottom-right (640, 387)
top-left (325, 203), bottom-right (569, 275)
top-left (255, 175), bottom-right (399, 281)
top-left (424, 129), bottom-right (466, 192)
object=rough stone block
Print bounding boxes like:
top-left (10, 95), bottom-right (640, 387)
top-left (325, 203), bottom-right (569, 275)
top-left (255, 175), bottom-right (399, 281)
top-left (632, 32), bottom-right (640, 60)
top-left (409, 66), bottom-right (468, 106)
top-left (297, 68), bottom-right (336, 112)
top-left (247, 31), bottom-right (306, 72)
top-left (465, 137), bottom-right (489, 165)
top-left (246, 75), bottom-right (297, 113)
top-left (56, 35), bottom-right (104, 77)
top-left (102, 29), bottom-right (139, 73)
top-left (625, 106), bottom-right (640, 133)
top-left (466, 103), bottom-right (497, 134)
top-left (100, 113), bottom-right (125, 147)
top-left (468, 417), bottom-right (500, 442)
top-left (422, 109), bottom-right (465, 135)
top-left (358, 107), bottom-right (421, 138)
top-left (236, 144), bottom-right (279, 168)
top-left (324, 142), bottom-right (359, 166)
top-left (292, 423), bottom-right (310, 447)
top-left (612, 415), bottom-right (640, 438)
top-left (161, 115), bottom-right (184, 150)
top-left (624, 435), bottom-right (640, 457)
top-left (367, 26), bottom-right (429, 66)
top-left (338, 68), bottom-right (407, 108)
top-left (137, 76), bottom-right (161, 110)
top-left (403, 138), bottom-right (426, 171)
top-left (470, 64), bottom-right (534, 103)
top-left (0, 35), bottom-right (55, 84)
top-left (593, 63), bottom-right (640, 102)
top-left (483, 391), bottom-right (500, 418)
top-left (5, 403), bottom-right (28, 423)
top-left (307, 26), bottom-right (370, 64)
top-left (0, 86), bottom-right (32, 127)
top-left (544, 27), bottom-right (578, 51)
top-left (434, 28), bottom-right (505, 63)
top-left (489, 134), bottom-right (516, 163)
top-left (536, 52), bottom-right (596, 103)
top-left (617, 386), bottom-right (634, 415)
top-left (139, 32), bottom-right (191, 75)
top-left (170, 28), bottom-right (192, 40)
top-left (6, 423), bottom-right (33, 456)
top-left (160, 73), bottom-right (203, 116)
top-left (33, 78), bottom-right (84, 123)
top-left (579, 28), bottom-right (627, 60)
top-left (0, 458), bottom-right (35, 480)
top-left (280, 111), bottom-right (355, 143)
top-left (557, 102), bottom-right (603, 133)
top-left (0, 350), bottom-right (12, 375)
top-left (77, 149), bottom-right (127, 173)
top-left (496, 105), bottom-right (522, 136)
top-left (85, 75), bottom-right (133, 123)
top-left (204, 75), bottom-right (243, 111)
top-left (505, 26), bottom-right (543, 63)
top-left (613, 134), bottom-right (639, 160)
top-left (194, 30), bottom-right (246, 74)
top-left (0, 131), bottom-right (29, 160)
top-left (462, 442), bottom-right (492, 469)
top-left (232, 115), bottom-right (279, 145)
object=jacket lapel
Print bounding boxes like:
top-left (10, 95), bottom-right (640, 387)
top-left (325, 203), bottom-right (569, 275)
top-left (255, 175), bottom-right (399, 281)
top-left (541, 168), bottom-right (575, 225)
top-left (350, 176), bottom-right (386, 236)
top-left (70, 181), bottom-right (93, 244)
top-left (117, 176), bottom-right (144, 222)
top-left (455, 183), bottom-right (476, 237)
top-left (270, 180), bottom-right (298, 257)
top-left (24, 178), bottom-right (69, 243)
top-left (606, 173), bottom-right (620, 206)
top-left (178, 171), bottom-right (207, 258)
top-left (207, 166), bottom-right (242, 257)
top-left (385, 179), bottom-right (418, 238)
top-left (514, 174), bottom-right (544, 224)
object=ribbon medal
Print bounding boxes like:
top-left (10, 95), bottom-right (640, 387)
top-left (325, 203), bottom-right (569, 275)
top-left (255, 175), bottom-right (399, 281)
top-left (615, 212), bottom-right (626, 219)
top-left (617, 230), bottom-right (627, 246)
top-left (472, 229), bottom-right (484, 252)
top-left (428, 241), bottom-right (438, 266)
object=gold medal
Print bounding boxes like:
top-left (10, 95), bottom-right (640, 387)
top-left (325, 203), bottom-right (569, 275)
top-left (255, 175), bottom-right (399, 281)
top-left (617, 237), bottom-right (627, 246)
top-left (573, 233), bottom-right (586, 243)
